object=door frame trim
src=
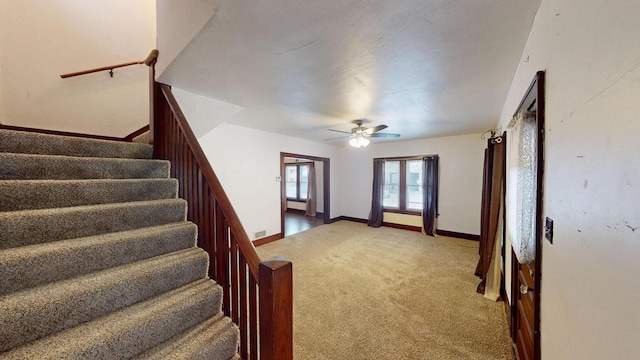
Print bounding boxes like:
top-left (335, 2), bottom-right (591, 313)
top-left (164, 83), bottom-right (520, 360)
top-left (280, 152), bottom-right (331, 235)
top-left (509, 70), bottom-right (545, 360)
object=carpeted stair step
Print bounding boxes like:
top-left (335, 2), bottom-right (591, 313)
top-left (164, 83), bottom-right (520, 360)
top-left (0, 199), bottom-right (187, 250)
top-left (0, 153), bottom-right (170, 180)
top-left (0, 129), bottom-right (153, 159)
top-left (133, 130), bottom-right (151, 144)
top-left (0, 178), bottom-right (179, 211)
top-left (0, 279), bottom-right (223, 360)
top-left (0, 128), bottom-right (241, 359)
top-left (0, 247), bottom-right (210, 352)
top-left (134, 313), bottom-right (239, 360)
top-left (0, 222), bottom-right (198, 296)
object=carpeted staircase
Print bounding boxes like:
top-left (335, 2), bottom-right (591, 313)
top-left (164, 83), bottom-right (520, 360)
top-left (0, 129), bottom-right (240, 359)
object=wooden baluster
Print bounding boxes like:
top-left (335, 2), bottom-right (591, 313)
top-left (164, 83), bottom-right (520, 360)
top-left (239, 254), bottom-right (248, 359)
top-left (175, 133), bottom-right (182, 198)
top-left (249, 272), bottom-right (258, 360)
top-left (190, 155), bottom-right (197, 222)
top-left (186, 153), bottom-right (194, 221)
top-left (166, 110), bottom-right (171, 158)
top-left (259, 257), bottom-right (293, 360)
top-left (184, 144), bottom-right (191, 218)
top-left (215, 202), bottom-right (230, 316)
top-left (202, 185), bottom-right (210, 253)
top-left (209, 194), bottom-right (217, 280)
top-left (197, 169), bottom-right (204, 247)
top-left (230, 233), bottom-right (239, 324)
top-left (170, 120), bottom-right (177, 177)
top-left (174, 119), bottom-right (179, 167)
top-left (166, 111), bottom-right (171, 160)
top-left (193, 157), bottom-right (198, 221)
top-left (185, 152), bottom-right (191, 221)
top-left (181, 134), bottom-right (186, 199)
top-left (183, 150), bottom-right (190, 220)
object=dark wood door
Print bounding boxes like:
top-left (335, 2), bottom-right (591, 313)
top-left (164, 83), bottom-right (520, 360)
top-left (514, 260), bottom-right (536, 360)
top-left (510, 71), bottom-right (544, 360)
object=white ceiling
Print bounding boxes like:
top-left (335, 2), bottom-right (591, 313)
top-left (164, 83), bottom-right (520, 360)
top-left (161, 0), bottom-right (541, 145)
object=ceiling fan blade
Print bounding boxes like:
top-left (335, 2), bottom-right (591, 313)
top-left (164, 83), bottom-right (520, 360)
top-left (364, 124), bottom-right (388, 134)
top-left (369, 132), bottom-right (400, 138)
top-left (327, 129), bottom-right (352, 134)
top-left (325, 135), bottom-right (352, 140)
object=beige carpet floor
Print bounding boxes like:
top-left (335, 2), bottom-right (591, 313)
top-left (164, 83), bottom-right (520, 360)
top-left (256, 221), bottom-right (513, 360)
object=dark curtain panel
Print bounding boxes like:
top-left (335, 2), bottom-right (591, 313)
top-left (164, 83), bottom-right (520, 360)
top-left (422, 156), bottom-right (439, 236)
top-left (367, 159), bottom-right (385, 227)
top-left (475, 136), bottom-right (505, 294)
top-left (475, 148), bottom-right (492, 278)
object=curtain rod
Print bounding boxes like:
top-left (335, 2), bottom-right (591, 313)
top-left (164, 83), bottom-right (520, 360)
top-left (374, 154), bottom-right (439, 161)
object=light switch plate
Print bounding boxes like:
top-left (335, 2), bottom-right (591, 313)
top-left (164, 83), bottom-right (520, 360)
top-left (545, 217), bottom-right (554, 244)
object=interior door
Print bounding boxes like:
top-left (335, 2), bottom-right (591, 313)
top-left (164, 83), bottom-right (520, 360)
top-left (514, 259), bottom-right (536, 360)
top-left (510, 71), bottom-right (544, 360)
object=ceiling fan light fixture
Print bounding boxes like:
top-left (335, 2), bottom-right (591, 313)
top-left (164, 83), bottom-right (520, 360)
top-left (328, 119), bottom-right (398, 147)
top-left (349, 135), bottom-right (370, 148)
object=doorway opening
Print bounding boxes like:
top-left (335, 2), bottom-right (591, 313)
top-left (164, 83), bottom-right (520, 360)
top-left (280, 152), bottom-right (330, 237)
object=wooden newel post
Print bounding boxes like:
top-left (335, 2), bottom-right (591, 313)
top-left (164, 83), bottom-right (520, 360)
top-left (146, 49), bottom-right (159, 148)
top-left (148, 65), bottom-right (156, 147)
top-left (259, 257), bottom-right (293, 360)
top-left (153, 84), bottom-right (169, 160)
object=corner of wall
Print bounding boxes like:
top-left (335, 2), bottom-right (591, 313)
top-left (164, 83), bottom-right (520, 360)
top-left (155, 0), bottom-right (216, 79)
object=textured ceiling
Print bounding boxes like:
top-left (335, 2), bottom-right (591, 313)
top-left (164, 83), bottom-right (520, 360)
top-left (161, 0), bottom-right (541, 145)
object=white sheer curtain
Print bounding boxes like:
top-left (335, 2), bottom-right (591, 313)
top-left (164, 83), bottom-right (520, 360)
top-left (506, 111), bottom-right (537, 264)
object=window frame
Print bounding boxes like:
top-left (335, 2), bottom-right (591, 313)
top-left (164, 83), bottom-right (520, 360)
top-left (380, 157), bottom-right (424, 215)
top-left (285, 163), bottom-right (311, 202)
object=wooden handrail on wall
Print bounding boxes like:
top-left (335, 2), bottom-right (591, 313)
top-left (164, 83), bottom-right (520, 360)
top-left (152, 82), bottom-right (293, 360)
top-left (60, 49), bottom-right (159, 79)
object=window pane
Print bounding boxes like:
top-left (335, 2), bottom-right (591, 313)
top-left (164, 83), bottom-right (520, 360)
top-left (299, 165), bottom-right (309, 199)
top-left (286, 183), bottom-right (297, 198)
top-left (300, 165), bottom-right (309, 182)
top-left (286, 166), bottom-right (297, 182)
top-left (299, 183), bottom-right (308, 199)
top-left (285, 165), bottom-right (297, 198)
top-left (383, 161), bottom-right (400, 208)
top-left (406, 160), bottom-right (423, 210)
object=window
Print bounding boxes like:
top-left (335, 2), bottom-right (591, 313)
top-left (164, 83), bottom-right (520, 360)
top-left (383, 159), bottom-right (423, 213)
top-left (383, 161), bottom-right (400, 208)
top-left (406, 160), bottom-right (423, 210)
top-left (285, 164), bottom-right (309, 201)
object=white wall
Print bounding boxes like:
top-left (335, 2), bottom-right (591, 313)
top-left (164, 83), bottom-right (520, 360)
top-left (172, 88), bottom-right (243, 138)
top-left (497, 1), bottom-right (640, 358)
top-left (0, 0), bottom-right (156, 136)
top-left (340, 133), bottom-right (486, 235)
top-left (155, 0), bottom-right (215, 78)
top-left (191, 114), bottom-right (337, 240)
top-left (198, 123), bottom-right (342, 239)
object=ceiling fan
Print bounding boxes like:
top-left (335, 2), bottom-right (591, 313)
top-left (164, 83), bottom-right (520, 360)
top-left (326, 119), bottom-right (400, 147)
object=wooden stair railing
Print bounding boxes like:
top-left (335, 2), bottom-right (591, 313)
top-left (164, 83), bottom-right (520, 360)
top-left (151, 82), bottom-right (293, 360)
top-left (60, 50), bottom-right (159, 78)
